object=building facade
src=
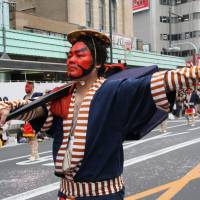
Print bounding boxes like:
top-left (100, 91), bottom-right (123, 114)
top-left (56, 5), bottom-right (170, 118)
top-left (133, 0), bottom-right (200, 64)
top-left (0, 0), bottom-right (186, 83)
top-left (12, 0), bottom-right (133, 38)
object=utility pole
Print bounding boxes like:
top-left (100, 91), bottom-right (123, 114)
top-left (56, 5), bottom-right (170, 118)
top-left (168, 0), bottom-right (172, 48)
top-left (109, 0), bottom-right (113, 63)
top-left (1, 0), bottom-right (6, 54)
top-left (1, 0), bottom-right (10, 59)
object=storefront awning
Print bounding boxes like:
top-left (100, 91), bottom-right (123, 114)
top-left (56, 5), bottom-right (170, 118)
top-left (0, 59), bottom-right (66, 72)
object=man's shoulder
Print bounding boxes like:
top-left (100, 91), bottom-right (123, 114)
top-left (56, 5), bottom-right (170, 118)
top-left (107, 65), bottom-right (158, 80)
top-left (32, 92), bottom-right (43, 98)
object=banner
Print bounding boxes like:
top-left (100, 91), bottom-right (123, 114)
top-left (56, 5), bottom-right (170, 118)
top-left (107, 33), bottom-right (134, 50)
top-left (132, 0), bottom-right (149, 13)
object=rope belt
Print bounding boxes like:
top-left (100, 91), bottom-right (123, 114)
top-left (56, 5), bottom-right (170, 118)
top-left (60, 176), bottom-right (124, 198)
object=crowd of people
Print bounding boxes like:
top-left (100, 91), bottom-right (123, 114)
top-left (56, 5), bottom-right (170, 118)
top-left (159, 88), bottom-right (200, 133)
top-left (173, 88), bottom-right (200, 125)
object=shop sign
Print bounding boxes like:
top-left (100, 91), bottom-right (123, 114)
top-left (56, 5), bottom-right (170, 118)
top-left (111, 34), bottom-right (133, 51)
top-left (132, 0), bottom-right (150, 13)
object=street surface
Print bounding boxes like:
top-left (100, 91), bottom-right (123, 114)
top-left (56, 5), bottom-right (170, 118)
top-left (1, 117), bottom-right (200, 200)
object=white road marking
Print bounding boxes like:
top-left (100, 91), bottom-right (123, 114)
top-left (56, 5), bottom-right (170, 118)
top-left (43, 162), bottom-right (54, 166)
top-left (1, 182), bottom-right (60, 200)
top-left (1, 119), bottom-right (200, 199)
top-left (124, 122), bottom-right (189, 147)
top-left (16, 155), bottom-right (53, 165)
top-left (188, 126), bottom-right (200, 131)
top-left (152, 123), bottom-right (186, 132)
top-left (123, 131), bottom-right (191, 149)
top-left (167, 119), bottom-right (200, 123)
top-left (3, 137), bottom-right (200, 200)
top-left (0, 151), bottom-right (52, 164)
top-left (123, 132), bottom-right (172, 149)
top-left (124, 137), bottom-right (200, 167)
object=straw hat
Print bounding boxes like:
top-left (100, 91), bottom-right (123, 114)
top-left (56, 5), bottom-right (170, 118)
top-left (67, 29), bottom-right (111, 47)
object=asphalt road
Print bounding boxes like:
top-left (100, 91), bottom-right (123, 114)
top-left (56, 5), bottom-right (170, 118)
top-left (1, 117), bottom-right (200, 200)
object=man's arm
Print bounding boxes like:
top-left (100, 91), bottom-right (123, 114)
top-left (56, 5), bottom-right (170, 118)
top-left (151, 66), bottom-right (200, 112)
top-left (0, 100), bottom-right (45, 125)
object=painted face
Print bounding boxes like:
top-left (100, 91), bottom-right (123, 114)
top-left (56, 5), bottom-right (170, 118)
top-left (25, 83), bottom-right (33, 94)
top-left (66, 42), bottom-right (93, 79)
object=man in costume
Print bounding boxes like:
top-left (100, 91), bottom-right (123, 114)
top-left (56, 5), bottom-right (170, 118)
top-left (0, 29), bottom-right (200, 200)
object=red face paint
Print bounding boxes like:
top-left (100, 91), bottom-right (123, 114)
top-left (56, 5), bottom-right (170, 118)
top-left (25, 83), bottom-right (33, 94)
top-left (66, 42), bottom-right (93, 79)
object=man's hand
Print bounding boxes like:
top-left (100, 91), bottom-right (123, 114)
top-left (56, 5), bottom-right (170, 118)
top-left (0, 101), bottom-right (11, 127)
top-left (0, 108), bottom-right (11, 126)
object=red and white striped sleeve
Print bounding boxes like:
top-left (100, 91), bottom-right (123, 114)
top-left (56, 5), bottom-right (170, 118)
top-left (0, 99), bottom-right (53, 133)
top-left (165, 66), bottom-right (200, 91)
top-left (151, 71), bottom-right (170, 112)
top-left (151, 66), bottom-right (200, 112)
top-left (0, 99), bottom-right (42, 121)
top-left (39, 104), bottom-right (53, 133)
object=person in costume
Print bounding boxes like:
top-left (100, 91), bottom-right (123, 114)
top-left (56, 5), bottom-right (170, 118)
top-left (23, 81), bottom-right (43, 160)
top-left (0, 29), bottom-right (200, 200)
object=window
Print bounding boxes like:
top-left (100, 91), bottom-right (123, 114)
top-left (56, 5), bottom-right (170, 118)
top-left (111, 0), bottom-right (117, 32)
top-left (160, 16), bottom-right (169, 23)
top-left (192, 31), bottom-right (200, 38)
top-left (171, 34), bottom-right (181, 40)
top-left (193, 12), bottom-right (200, 20)
top-left (185, 32), bottom-right (191, 39)
top-left (160, 0), bottom-right (169, 5)
top-left (182, 14), bottom-right (190, 21)
top-left (86, 0), bottom-right (93, 27)
top-left (181, 0), bottom-right (188, 3)
top-left (160, 34), bottom-right (168, 40)
top-left (176, 0), bottom-right (182, 4)
top-left (9, 2), bottom-right (16, 12)
top-left (179, 33), bottom-right (184, 40)
top-left (99, 0), bottom-right (105, 31)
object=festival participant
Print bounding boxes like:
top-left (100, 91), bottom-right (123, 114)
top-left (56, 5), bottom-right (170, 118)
top-left (24, 81), bottom-right (43, 100)
top-left (23, 81), bottom-right (43, 160)
top-left (0, 29), bottom-right (200, 200)
top-left (184, 89), bottom-right (199, 126)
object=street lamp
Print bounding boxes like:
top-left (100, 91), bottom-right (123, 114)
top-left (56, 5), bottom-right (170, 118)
top-left (170, 42), bottom-right (199, 65)
top-left (108, 0), bottom-right (113, 63)
top-left (168, 0), bottom-right (183, 48)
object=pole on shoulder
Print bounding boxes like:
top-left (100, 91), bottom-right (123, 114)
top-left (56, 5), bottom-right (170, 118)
top-left (6, 83), bottom-right (73, 121)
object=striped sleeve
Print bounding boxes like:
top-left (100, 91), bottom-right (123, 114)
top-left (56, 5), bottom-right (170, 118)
top-left (39, 104), bottom-right (53, 133)
top-left (0, 99), bottom-right (30, 114)
top-left (4, 99), bottom-right (30, 111)
top-left (151, 66), bottom-right (200, 112)
top-left (165, 66), bottom-right (200, 91)
top-left (151, 71), bottom-right (170, 112)
top-left (0, 99), bottom-right (43, 122)
top-left (0, 100), bottom-right (53, 131)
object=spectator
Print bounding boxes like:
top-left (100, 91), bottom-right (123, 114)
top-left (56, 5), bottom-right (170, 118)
top-left (159, 119), bottom-right (168, 133)
top-left (184, 89), bottom-right (196, 126)
top-left (22, 122), bottom-right (39, 160)
top-left (23, 81), bottom-right (43, 160)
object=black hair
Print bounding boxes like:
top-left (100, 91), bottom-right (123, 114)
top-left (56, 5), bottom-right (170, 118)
top-left (26, 81), bottom-right (34, 86)
top-left (77, 35), bottom-right (108, 76)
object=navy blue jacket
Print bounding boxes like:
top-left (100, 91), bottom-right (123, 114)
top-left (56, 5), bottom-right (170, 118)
top-left (31, 66), bottom-right (175, 182)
